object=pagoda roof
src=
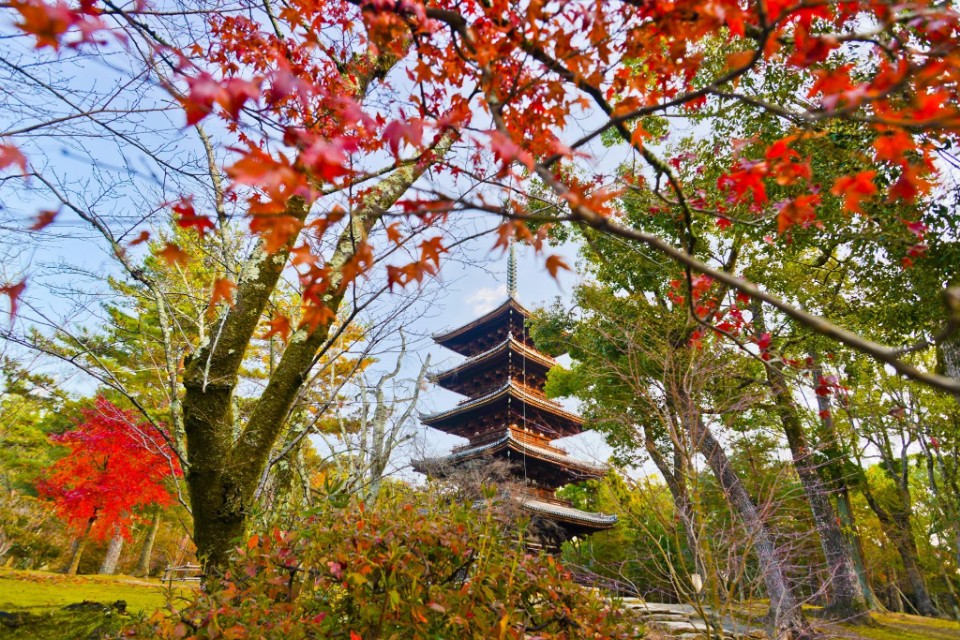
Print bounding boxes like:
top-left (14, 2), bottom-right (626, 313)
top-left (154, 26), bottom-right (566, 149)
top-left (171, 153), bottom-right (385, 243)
top-left (430, 336), bottom-right (557, 394)
top-left (432, 297), bottom-right (532, 356)
top-left (412, 431), bottom-right (607, 482)
top-left (419, 380), bottom-right (583, 438)
top-left (518, 498), bottom-right (618, 530)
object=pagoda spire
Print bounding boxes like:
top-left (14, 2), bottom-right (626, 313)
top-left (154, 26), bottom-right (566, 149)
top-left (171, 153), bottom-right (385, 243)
top-left (507, 239), bottom-right (517, 298)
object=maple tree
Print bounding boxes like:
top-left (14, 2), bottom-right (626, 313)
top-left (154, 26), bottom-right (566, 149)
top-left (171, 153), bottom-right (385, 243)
top-left (4, 0), bottom-right (960, 580)
top-left (36, 396), bottom-right (182, 574)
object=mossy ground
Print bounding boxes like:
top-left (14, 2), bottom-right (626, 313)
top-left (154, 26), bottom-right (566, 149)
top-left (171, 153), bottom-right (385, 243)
top-left (730, 599), bottom-right (960, 640)
top-left (832, 611), bottom-right (960, 640)
top-left (0, 569), bottom-right (193, 639)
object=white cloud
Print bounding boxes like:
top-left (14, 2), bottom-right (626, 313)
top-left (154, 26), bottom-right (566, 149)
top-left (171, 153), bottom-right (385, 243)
top-left (465, 284), bottom-right (507, 314)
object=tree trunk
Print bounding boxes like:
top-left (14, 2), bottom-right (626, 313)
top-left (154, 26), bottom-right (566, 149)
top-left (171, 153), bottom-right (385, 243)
top-left (886, 568), bottom-right (902, 612)
top-left (835, 487), bottom-right (884, 610)
top-left (888, 510), bottom-right (938, 616)
top-left (942, 335), bottom-right (960, 384)
top-left (758, 338), bottom-right (867, 618)
top-left (63, 517), bottom-right (95, 575)
top-left (693, 419), bottom-right (812, 639)
top-left (939, 285), bottom-right (960, 380)
top-left (642, 421), bottom-right (704, 580)
top-left (135, 511), bottom-right (162, 577)
top-left (862, 487), bottom-right (938, 616)
top-left (808, 352), bottom-right (883, 612)
top-left (183, 134), bottom-right (454, 571)
top-left (921, 432), bottom-right (960, 588)
top-left (99, 529), bottom-right (125, 575)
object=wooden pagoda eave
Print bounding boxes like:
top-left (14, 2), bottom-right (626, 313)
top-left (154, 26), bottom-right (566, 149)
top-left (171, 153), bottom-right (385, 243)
top-left (432, 297), bottom-right (533, 353)
top-left (412, 431), bottom-right (607, 482)
top-left (419, 381), bottom-right (583, 437)
top-left (519, 498), bottom-right (618, 531)
top-left (429, 336), bottom-right (557, 390)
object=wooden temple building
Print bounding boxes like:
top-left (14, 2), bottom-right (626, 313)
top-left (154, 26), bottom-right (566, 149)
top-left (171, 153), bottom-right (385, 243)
top-left (413, 259), bottom-right (616, 547)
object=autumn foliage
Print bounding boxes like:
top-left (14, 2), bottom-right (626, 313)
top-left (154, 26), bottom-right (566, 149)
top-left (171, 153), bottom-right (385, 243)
top-left (6, 0), bottom-right (958, 342)
top-left (37, 397), bottom-right (182, 540)
top-left (5, 0), bottom-right (960, 584)
top-left (130, 490), bottom-right (633, 639)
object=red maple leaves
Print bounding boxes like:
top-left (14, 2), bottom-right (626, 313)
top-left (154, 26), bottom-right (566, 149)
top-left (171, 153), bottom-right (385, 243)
top-left (5, 0), bottom-right (960, 337)
top-left (11, 0), bottom-right (117, 51)
top-left (173, 198), bottom-right (215, 237)
top-left (0, 280), bottom-right (27, 322)
top-left (37, 397), bottom-right (182, 540)
top-left (830, 171), bottom-right (877, 214)
top-left (0, 144), bottom-right (28, 174)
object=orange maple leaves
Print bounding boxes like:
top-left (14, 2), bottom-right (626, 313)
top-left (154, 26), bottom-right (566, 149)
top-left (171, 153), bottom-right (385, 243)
top-left (386, 237), bottom-right (446, 290)
top-left (158, 243), bottom-right (189, 267)
top-left (777, 194), bottom-right (821, 234)
top-left (0, 280), bottom-right (27, 323)
top-left (11, 0), bottom-right (112, 51)
top-left (0, 144), bottom-right (28, 174)
top-left (7, 0), bottom-right (960, 323)
top-left (208, 278), bottom-right (237, 314)
top-left (830, 172), bottom-right (877, 215)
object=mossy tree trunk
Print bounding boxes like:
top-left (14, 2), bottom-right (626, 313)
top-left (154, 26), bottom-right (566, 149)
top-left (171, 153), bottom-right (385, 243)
top-left (860, 472), bottom-right (938, 616)
top-left (63, 517), bottom-right (95, 575)
top-left (691, 416), bottom-right (812, 640)
top-left (135, 510), bottom-right (162, 577)
top-left (753, 310), bottom-right (868, 619)
top-left (182, 128), bottom-right (454, 571)
top-left (809, 352), bottom-right (884, 611)
top-left (99, 528), bottom-right (125, 575)
top-left (835, 487), bottom-right (884, 610)
top-left (764, 364), bottom-right (869, 619)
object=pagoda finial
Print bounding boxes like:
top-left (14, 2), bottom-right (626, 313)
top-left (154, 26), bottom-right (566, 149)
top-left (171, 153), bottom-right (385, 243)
top-left (507, 239), bottom-right (517, 298)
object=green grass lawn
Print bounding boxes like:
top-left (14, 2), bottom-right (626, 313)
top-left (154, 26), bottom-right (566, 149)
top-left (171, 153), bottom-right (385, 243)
top-left (0, 569), bottom-right (194, 639)
top-left (728, 598), bottom-right (960, 640)
top-left (837, 611), bottom-right (960, 640)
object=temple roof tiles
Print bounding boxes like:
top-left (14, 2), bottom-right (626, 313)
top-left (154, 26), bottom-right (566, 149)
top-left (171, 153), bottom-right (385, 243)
top-left (419, 379), bottom-right (583, 436)
top-left (429, 336), bottom-right (557, 386)
top-left (433, 296), bottom-right (530, 344)
top-left (413, 431), bottom-right (607, 478)
top-left (518, 498), bottom-right (618, 527)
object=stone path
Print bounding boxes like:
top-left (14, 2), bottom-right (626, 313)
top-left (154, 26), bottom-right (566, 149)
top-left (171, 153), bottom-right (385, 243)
top-left (618, 598), bottom-right (768, 640)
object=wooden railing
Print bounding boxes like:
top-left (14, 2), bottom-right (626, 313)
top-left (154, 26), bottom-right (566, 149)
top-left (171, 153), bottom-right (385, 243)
top-left (507, 425), bottom-right (567, 455)
top-left (516, 487), bottom-right (572, 507)
top-left (162, 563), bottom-right (202, 582)
top-left (452, 425), bottom-right (569, 456)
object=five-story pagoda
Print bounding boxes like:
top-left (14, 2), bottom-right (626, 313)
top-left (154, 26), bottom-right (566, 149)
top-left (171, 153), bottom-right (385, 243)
top-left (413, 256), bottom-right (616, 547)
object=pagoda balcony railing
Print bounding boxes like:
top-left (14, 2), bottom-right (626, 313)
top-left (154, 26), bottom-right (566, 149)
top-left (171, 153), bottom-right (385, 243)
top-left (515, 487), bottom-right (572, 508)
top-left (452, 378), bottom-right (558, 406)
top-left (451, 430), bottom-right (503, 452)
top-left (451, 426), bottom-right (570, 457)
top-left (506, 425), bottom-right (567, 454)
top-left (509, 379), bottom-right (551, 400)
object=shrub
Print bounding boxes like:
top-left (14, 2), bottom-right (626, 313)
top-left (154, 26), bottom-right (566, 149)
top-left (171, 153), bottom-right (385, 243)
top-left (130, 490), bottom-right (635, 639)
